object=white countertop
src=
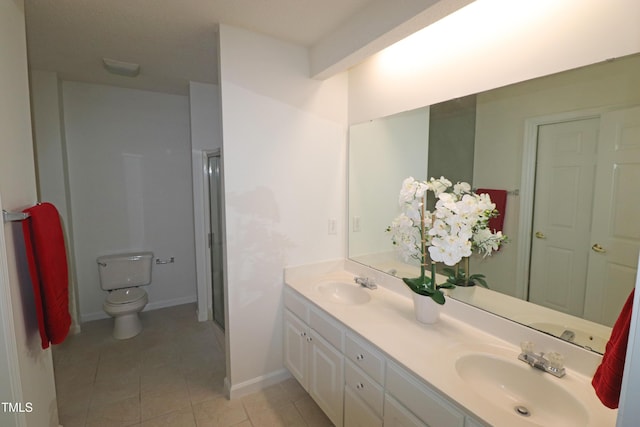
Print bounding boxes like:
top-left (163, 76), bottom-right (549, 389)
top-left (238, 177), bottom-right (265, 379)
top-left (284, 260), bottom-right (618, 427)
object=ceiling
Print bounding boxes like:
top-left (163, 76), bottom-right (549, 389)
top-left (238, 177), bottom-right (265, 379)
top-left (23, 0), bottom-right (376, 95)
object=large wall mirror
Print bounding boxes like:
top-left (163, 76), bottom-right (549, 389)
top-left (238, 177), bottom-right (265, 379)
top-left (349, 52), bottom-right (640, 354)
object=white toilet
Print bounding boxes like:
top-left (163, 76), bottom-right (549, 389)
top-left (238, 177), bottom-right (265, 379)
top-left (97, 251), bottom-right (153, 339)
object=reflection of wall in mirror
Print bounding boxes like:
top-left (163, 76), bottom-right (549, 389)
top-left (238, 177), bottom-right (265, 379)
top-left (428, 95), bottom-right (476, 190)
top-left (472, 54), bottom-right (640, 306)
top-left (349, 108), bottom-right (429, 259)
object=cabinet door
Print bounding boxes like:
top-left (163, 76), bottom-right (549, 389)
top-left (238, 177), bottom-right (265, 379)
top-left (384, 394), bottom-right (427, 427)
top-left (309, 330), bottom-right (344, 427)
top-left (345, 386), bottom-right (382, 427)
top-left (284, 310), bottom-right (308, 389)
top-left (386, 362), bottom-right (464, 427)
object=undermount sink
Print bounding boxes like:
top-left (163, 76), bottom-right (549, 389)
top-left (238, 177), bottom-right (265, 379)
top-left (455, 352), bottom-right (589, 426)
top-left (315, 281), bottom-right (371, 305)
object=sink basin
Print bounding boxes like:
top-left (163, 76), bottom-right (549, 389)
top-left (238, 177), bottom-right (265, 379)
top-left (315, 281), bottom-right (371, 305)
top-left (455, 352), bottom-right (589, 426)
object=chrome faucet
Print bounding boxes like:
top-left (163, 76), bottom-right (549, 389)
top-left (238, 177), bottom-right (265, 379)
top-left (354, 276), bottom-right (377, 290)
top-left (560, 329), bottom-right (576, 342)
top-left (518, 341), bottom-right (565, 378)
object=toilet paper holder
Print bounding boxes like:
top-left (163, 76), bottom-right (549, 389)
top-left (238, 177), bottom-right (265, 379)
top-left (155, 257), bottom-right (174, 265)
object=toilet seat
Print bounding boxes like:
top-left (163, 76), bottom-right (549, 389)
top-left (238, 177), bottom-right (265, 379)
top-left (106, 288), bottom-right (146, 305)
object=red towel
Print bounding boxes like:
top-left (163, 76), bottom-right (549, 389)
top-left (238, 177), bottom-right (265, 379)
top-left (592, 289), bottom-right (635, 409)
top-left (476, 189), bottom-right (507, 233)
top-left (21, 203), bottom-right (71, 349)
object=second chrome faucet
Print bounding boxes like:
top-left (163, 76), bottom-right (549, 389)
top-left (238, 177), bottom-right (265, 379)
top-left (518, 341), bottom-right (566, 378)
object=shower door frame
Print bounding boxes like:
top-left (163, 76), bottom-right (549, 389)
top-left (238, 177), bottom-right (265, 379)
top-left (204, 150), bottom-right (226, 331)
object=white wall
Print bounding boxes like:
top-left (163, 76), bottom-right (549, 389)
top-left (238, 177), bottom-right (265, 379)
top-left (30, 70), bottom-right (82, 334)
top-left (348, 0), bottom-right (640, 124)
top-left (61, 82), bottom-right (197, 321)
top-left (218, 24), bottom-right (348, 396)
top-left (0, 1), bottom-right (58, 425)
top-left (189, 81), bottom-right (222, 321)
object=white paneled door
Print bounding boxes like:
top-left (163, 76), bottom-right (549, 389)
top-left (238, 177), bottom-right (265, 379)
top-left (529, 118), bottom-right (600, 317)
top-left (529, 107), bottom-right (640, 325)
top-left (584, 106), bottom-right (640, 325)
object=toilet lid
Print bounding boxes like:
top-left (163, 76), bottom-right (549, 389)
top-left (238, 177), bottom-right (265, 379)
top-left (106, 288), bottom-right (146, 304)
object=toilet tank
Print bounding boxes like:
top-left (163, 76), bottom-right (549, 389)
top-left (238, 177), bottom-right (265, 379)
top-left (97, 252), bottom-right (154, 291)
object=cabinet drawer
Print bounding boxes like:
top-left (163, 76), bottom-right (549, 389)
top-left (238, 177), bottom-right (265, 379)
top-left (345, 333), bottom-right (385, 384)
top-left (386, 361), bottom-right (464, 427)
top-left (284, 288), bottom-right (309, 322)
top-left (345, 386), bottom-right (383, 427)
top-left (310, 307), bottom-right (344, 351)
top-left (384, 393), bottom-right (427, 427)
top-left (345, 359), bottom-right (383, 416)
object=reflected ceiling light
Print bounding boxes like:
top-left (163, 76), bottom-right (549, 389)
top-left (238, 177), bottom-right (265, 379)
top-left (102, 57), bottom-right (140, 77)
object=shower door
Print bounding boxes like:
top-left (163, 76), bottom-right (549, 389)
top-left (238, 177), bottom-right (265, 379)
top-left (207, 153), bottom-right (225, 330)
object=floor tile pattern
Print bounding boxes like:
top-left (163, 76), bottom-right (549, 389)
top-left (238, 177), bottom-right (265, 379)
top-left (54, 304), bottom-right (333, 427)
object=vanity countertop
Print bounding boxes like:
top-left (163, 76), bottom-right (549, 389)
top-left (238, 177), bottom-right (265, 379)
top-left (284, 261), bottom-right (618, 427)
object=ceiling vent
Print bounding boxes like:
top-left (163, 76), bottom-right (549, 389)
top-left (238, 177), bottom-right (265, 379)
top-left (102, 58), bottom-right (140, 77)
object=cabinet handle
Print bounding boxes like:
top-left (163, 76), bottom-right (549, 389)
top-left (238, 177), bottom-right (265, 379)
top-left (356, 383), bottom-right (364, 390)
top-left (591, 243), bottom-right (606, 253)
top-left (307, 337), bottom-right (312, 342)
top-left (356, 354), bottom-right (365, 361)
top-left (300, 332), bottom-right (306, 337)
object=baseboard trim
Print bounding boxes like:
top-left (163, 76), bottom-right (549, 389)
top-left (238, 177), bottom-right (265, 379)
top-left (145, 295), bottom-right (197, 312)
top-left (226, 369), bottom-right (292, 399)
top-left (80, 295), bottom-right (198, 322)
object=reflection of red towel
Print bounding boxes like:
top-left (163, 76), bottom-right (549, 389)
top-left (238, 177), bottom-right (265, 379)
top-left (476, 189), bottom-right (507, 233)
top-left (592, 289), bottom-right (634, 409)
top-left (22, 203), bottom-right (71, 349)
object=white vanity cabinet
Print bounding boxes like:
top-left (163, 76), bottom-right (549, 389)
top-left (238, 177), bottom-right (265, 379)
top-left (383, 393), bottom-right (428, 427)
top-left (385, 361), bottom-right (465, 427)
top-left (283, 287), bottom-right (487, 427)
top-left (283, 290), bottom-right (344, 427)
top-left (344, 333), bottom-right (385, 427)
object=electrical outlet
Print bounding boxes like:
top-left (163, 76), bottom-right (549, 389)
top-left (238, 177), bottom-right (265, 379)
top-left (353, 216), bottom-right (361, 232)
top-left (328, 219), bottom-right (337, 235)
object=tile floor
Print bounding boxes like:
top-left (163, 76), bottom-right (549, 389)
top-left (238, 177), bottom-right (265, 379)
top-left (53, 303), bottom-right (333, 427)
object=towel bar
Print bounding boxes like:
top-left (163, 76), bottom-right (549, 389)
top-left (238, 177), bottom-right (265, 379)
top-left (473, 189), bottom-right (519, 196)
top-left (3, 210), bottom-right (30, 223)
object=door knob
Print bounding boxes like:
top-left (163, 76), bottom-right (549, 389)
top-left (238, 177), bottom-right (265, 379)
top-left (535, 231), bottom-right (546, 239)
top-left (591, 243), bottom-right (606, 253)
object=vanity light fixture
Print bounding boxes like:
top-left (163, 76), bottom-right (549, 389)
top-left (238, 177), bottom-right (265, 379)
top-left (102, 57), bottom-right (140, 77)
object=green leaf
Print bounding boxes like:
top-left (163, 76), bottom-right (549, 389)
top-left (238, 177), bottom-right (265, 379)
top-left (416, 288), bottom-right (435, 297)
top-left (472, 276), bottom-right (489, 288)
top-left (442, 267), bottom-right (456, 276)
top-left (402, 276), bottom-right (433, 294)
top-left (431, 289), bottom-right (446, 305)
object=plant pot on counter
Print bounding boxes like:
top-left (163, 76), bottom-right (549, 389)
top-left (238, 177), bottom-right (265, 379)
top-left (412, 293), bottom-right (441, 324)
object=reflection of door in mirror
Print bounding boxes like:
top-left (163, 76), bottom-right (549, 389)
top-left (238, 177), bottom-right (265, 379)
top-left (585, 106), bottom-right (640, 326)
top-left (529, 118), bottom-right (599, 318)
top-left (529, 107), bottom-right (640, 327)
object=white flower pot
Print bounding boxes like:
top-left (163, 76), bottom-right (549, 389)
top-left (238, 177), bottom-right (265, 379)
top-left (412, 293), bottom-right (441, 324)
top-left (450, 285), bottom-right (476, 303)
